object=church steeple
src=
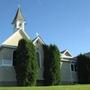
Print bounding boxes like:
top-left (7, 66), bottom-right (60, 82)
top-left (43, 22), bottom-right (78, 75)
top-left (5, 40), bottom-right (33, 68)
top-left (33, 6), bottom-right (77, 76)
top-left (12, 6), bottom-right (25, 32)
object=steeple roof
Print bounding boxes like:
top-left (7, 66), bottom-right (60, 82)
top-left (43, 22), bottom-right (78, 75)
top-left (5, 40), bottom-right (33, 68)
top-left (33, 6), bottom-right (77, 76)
top-left (12, 7), bottom-right (25, 24)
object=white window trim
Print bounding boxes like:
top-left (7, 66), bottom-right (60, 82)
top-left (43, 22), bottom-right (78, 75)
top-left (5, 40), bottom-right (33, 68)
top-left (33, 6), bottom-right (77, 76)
top-left (36, 51), bottom-right (41, 68)
top-left (0, 59), bottom-right (12, 66)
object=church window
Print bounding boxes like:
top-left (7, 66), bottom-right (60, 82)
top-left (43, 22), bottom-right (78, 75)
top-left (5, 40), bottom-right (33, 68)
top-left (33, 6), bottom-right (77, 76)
top-left (71, 64), bottom-right (77, 72)
top-left (36, 52), bottom-right (40, 68)
top-left (19, 23), bottom-right (22, 27)
top-left (36, 40), bottom-right (39, 44)
top-left (71, 64), bottom-right (74, 71)
top-left (0, 59), bottom-right (12, 66)
top-left (75, 65), bottom-right (77, 71)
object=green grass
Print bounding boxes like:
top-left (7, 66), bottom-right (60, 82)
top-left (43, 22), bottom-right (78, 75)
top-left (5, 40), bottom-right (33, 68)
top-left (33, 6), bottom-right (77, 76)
top-left (0, 85), bottom-right (90, 90)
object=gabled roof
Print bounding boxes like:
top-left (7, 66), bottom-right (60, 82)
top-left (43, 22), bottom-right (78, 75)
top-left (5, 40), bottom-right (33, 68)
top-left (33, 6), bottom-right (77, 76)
top-left (12, 7), bottom-right (25, 24)
top-left (61, 50), bottom-right (67, 54)
top-left (61, 49), bottom-right (72, 57)
top-left (2, 30), bottom-right (30, 46)
top-left (33, 35), bottom-right (45, 45)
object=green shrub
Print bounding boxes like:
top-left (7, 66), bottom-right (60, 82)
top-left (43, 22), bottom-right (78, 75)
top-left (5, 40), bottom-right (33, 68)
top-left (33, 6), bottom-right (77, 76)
top-left (43, 44), bottom-right (61, 85)
top-left (13, 39), bottom-right (38, 86)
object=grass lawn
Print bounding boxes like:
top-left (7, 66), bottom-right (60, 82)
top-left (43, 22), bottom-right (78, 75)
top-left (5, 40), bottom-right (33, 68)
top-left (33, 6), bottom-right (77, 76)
top-left (0, 85), bottom-right (90, 90)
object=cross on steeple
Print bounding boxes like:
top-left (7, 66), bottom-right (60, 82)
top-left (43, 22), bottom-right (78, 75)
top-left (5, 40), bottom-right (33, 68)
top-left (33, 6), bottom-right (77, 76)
top-left (18, 0), bottom-right (22, 8)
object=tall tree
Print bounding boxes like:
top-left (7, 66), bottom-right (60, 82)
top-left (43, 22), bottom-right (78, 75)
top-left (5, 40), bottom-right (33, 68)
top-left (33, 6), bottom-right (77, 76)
top-left (43, 44), bottom-right (50, 85)
top-left (43, 44), bottom-right (61, 85)
top-left (77, 54), bottom-right (90, 84)
top-left (13, 39), bottom-right (38, 86)
top-left (49, 45), bottom-right (61, 85)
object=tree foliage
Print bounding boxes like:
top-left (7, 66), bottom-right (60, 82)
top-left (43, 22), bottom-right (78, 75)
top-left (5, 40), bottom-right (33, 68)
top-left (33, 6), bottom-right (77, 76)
top-left (13, 39), bottom-right (38, 86)
top-left (77, 54), bottom-right (90, 84)
top-left (43, 44), bottom-right (61, 85)
top-left (43, 44), bottom-right (50, 85)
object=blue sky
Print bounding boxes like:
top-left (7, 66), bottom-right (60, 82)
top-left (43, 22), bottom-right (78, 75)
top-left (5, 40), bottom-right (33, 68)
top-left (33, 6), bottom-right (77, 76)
top-left (0, 0), bottom-right (90, 56)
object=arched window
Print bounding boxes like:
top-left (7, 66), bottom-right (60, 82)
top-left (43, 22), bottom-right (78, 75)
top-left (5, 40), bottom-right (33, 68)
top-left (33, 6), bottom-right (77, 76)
top-left (71, 64), bottom-right (77, 72)
top-left (71, 64), bottom-right (74, 71)
top-left (36, 52), bottom-right (40, 68)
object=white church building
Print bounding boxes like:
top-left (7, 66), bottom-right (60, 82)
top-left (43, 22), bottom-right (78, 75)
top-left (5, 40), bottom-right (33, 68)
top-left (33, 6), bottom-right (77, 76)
top-left (0, 6), bottom-right (78, 85)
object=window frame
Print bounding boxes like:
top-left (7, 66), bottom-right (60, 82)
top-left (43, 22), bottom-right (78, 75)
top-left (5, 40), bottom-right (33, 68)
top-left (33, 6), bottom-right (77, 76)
top-left (0, 59), bottom-right (12, 66)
